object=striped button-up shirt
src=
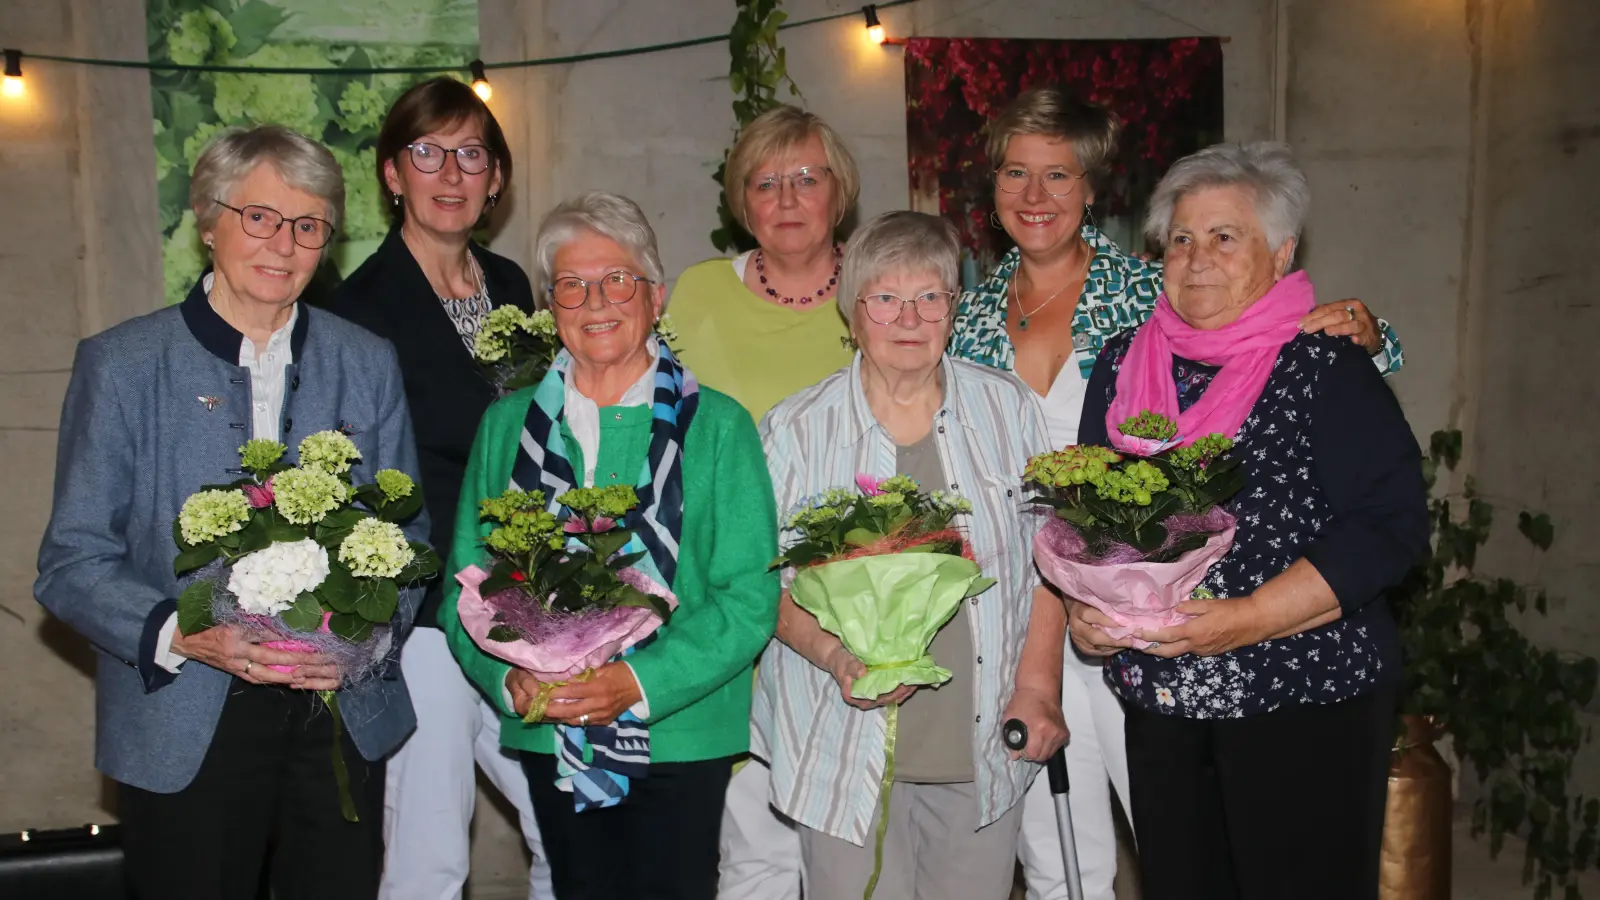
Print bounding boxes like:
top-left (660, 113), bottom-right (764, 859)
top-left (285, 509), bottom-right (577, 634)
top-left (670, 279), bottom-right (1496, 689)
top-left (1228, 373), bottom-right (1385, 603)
top-left (752, 353), bottom-right (1052, 845)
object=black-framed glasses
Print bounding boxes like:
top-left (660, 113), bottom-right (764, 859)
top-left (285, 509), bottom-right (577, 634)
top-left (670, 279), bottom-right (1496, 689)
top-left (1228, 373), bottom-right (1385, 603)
top-left (994, 165), bottom-right (1086, 197)
top-left (861, 290), bottom-right (955, 325)
top-left (213, 200), bottom-right (335, 250)
top-left (750, 165), bottom-right (833, 195)
top-left (404, 142), bottom-right (493, 175)
top-left (548, 271), bottom-right (652, 309)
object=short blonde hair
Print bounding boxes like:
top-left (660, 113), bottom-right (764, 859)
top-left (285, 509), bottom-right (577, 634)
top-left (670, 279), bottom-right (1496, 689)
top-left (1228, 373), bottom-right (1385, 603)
top-left (725, 105), bottom-right (860, 231)
top-left (985, 87), bottom-right (1122, 194)
top-left (838, 211), bottom-right (960, 325)
top-left (534, 191), bottom-right (665, 292)
top-left (190, 125), bottom-right (345, 232)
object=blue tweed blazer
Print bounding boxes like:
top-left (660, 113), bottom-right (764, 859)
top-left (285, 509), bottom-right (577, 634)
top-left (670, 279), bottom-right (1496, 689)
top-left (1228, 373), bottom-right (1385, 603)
top-left (35, 276), bottom-right (428, 794)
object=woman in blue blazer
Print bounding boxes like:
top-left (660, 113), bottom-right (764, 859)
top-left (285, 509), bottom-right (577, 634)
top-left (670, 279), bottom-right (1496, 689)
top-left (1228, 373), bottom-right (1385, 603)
top-left (35, 125), bottom-right (427, 900)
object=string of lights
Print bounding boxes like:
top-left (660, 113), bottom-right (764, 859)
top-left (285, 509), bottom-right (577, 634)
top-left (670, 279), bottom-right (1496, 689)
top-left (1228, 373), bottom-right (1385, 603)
top-left (0, 2), bottom-right (913, 100)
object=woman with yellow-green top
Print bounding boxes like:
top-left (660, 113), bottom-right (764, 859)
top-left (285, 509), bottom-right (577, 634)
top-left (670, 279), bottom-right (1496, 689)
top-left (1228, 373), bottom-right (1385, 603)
top-left (441, 192), bottom-right (780, 899)
top-left (668, 105), bottom-right (858, 423)
top-left (665, 105), bottom-right (860, 900)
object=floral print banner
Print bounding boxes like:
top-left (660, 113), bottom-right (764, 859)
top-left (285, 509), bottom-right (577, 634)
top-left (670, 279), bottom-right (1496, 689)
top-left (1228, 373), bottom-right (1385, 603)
top-left (148, 0), bottom-right (480, 305)
top-left (905, 37), bottom-right (1223, 274)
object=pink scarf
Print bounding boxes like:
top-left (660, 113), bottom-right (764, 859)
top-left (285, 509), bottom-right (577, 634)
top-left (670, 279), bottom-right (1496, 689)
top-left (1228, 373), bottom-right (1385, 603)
top-left (1106, 271), bottom-right (1316, 451)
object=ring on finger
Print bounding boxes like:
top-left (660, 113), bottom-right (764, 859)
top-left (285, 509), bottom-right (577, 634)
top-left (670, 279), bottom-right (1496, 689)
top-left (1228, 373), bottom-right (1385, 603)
top-left (1146, 641), bottom-right (1162, 649)
top-left (1345, 305), bottom-right (1356, 322)
top-left (578, 713), bottom-right (590, 727)
top-left (243, 660), bottom-right (253, 675)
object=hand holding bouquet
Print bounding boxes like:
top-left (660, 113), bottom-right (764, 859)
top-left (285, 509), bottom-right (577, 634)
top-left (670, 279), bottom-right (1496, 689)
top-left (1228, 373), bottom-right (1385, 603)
top-left (172, 431), bottom-right (439, 820)
top-left (1025, 412), bottom-right (1243, 646)
top-left (454, 484), bottom-right (676, 721)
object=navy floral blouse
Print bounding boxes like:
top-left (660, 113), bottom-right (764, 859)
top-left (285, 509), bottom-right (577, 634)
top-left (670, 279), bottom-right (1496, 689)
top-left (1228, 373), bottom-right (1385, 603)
top-left (1080, 330), bottom-right (1430, 719)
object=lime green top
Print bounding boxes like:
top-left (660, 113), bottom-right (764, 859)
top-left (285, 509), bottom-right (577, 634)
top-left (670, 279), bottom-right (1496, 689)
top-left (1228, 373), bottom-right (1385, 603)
top-left (667, 258), bottom-right (856, 422)
top-left (440, 384), bottom-right (780, 762)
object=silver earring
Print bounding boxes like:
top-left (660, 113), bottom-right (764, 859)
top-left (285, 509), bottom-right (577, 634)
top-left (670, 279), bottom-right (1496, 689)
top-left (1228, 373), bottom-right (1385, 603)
top-left (1082, 203), bottom-right (1098, 231)
top-left (392, 194), bottom-right (401, 207)
top-left (989, 210), bottom-right (1004, 230)
top-left (204, 238), bottom-right (213, 248)
top-left (486, 192), bottom-right (500, 209)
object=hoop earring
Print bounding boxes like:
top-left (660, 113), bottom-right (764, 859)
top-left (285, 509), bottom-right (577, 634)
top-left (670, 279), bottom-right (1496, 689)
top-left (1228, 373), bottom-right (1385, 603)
top-left (989, 210), bottom-right (1004, 230)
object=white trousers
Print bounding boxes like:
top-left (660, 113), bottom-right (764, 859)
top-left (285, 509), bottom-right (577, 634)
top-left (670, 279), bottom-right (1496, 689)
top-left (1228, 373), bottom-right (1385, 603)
top-left (717, 757), bottom-right (804, 900)
top-left (1017, 651), bottom-right (1131, 900)
top-left (379, 627), bottom-right (555, 900)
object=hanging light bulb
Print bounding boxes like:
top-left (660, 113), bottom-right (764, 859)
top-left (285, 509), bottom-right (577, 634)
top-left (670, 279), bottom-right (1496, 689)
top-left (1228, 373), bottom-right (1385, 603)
top-left (469, 59), bottom-right (492, 102)
top-left (862, 6), bottom-right (886, 45)
top-left (2, 50), bottom-right (23, 100)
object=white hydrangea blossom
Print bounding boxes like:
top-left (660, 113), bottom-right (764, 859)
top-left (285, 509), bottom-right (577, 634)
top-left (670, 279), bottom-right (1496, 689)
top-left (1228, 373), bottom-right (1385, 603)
top-left (227, 538), bottom-right (330, 617)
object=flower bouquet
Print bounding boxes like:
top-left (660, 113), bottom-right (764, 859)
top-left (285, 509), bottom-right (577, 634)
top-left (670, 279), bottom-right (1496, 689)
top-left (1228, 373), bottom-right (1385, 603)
top-left (774, 474), bottom-right (992, 897)
top-left (172, 432), bottom-right (440, 820)
top-left (454, 484), bottom-right (676, 723)
top-left (1025, 412), bottom-right (1244, 647)
top-left (473, 307), bottom-right (681, 393)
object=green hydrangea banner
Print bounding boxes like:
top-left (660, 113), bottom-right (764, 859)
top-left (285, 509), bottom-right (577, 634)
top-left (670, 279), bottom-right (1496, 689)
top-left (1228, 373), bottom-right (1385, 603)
top-left (148, 0), bottom-right (480, 305)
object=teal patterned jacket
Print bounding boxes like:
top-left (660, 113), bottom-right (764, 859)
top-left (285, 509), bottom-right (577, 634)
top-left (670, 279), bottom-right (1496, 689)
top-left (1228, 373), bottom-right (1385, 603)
top-left (948, 223), bottom-right (1405, 380)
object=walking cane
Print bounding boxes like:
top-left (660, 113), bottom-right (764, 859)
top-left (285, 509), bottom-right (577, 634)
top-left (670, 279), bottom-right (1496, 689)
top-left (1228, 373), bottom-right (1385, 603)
top-left (1003, 718), bottom-right (1085, 900)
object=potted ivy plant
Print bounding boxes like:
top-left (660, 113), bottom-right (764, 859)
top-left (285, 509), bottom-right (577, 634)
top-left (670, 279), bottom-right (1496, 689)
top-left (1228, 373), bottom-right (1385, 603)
top-left (1390, 430), bottom-right (1597, 899)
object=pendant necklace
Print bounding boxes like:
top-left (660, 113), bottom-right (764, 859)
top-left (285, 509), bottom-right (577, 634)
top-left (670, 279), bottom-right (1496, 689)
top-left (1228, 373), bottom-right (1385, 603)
top-left (1012, 242), bottom-right (1091, 331)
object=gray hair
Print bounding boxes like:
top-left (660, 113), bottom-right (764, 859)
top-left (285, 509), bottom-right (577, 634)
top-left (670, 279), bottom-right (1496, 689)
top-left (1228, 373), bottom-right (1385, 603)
top-left (838, 211), bottom-right (961, 323)
top-left (534, 191), bottom-right (665, 294)
top-left (1143, 141), bottom-right (1309, 264)
top-left (190, 125), bottom-right (345, 232)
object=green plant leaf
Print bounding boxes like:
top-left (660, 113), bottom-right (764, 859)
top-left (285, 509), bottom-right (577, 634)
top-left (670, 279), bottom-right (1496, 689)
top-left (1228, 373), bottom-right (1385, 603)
top-left (354, 578), bottom-right (399, 624)
top-left (279, 590), bottom-right (325, 632)
top-left (1520, 512), bottom-right (1555, 551)
top-left (327, 612), bottom-right (374, 643)
top-left (486, 625), bottom-right (520, 642)
top-left (177, 579), bottom-right (216, 635)
top-left (227, 0), bottom-right (290, 58)
top-left (318, 562), bottom-right (360, 614)
top-left (398, 543), bottom-right (441, 583)
top-left (173, 542), bottom-right (222, 576)
top-left (612, 585), bottom-right (672, 623)
top-left (380, 492), bottom-right (425, 524)
top-left (842, 527), bottom-right (880, 548)
top-left (236, 515), bottom-right (271, 554)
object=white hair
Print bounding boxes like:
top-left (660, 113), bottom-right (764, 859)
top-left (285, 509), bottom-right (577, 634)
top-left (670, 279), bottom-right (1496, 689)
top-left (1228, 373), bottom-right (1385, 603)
top-left (1143, 141), bottom-right (1310, 265)
top-left (838, 211), bottom-right (961, 324)
top-left (190, 125), bottom-right (345, 232)
top-left (534, 191), bottom-right (665, 296)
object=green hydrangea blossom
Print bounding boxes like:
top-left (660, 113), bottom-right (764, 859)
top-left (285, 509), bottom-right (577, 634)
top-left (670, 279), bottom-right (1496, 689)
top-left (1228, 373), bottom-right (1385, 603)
top-left (167, 8), bottom-right (236, 66)
top-left (375, 469), bottom-right (415, 503)
top-left (1168, 434), bottom-right (1234, 473)
top-left (868, 492), bottom-right (907, 508)
top-left (239, 439), bottom-right (287, 474)
top-left (557, 485), bottom-right (639, 521)
top-left (1024, 445), bottom-right (1123, 489)
top-left (479, 490), bottom-right (563, 555)
top-left (337, 81), bottom-right (390, 134)
top-left (273, 468), bottom-right (350, 525)
top-left (212, 46), bottom-right (326, 135)
top-left (153, 121), bottom-right (176, 183)
top-left (298, 431), bottom-right (362, 475)
top-left (878, 475), bottom-right (919, 495)
top-left (1117, 411), bottom-right (1179, 442)
top-left (163, 211), bottom-right (206, 307)
top-left (473, 307), bottom-right (556, 363)
top-left (182, 121), bottom-right (229, 173)
top-left (332, 146), bottom-right (384, 241)
top-left (1094, 460), bottom-right (1170, 506)
top-left (178, 489), bottom-right (252, 545)
top-left (338, 517), bottom-right (414, 579)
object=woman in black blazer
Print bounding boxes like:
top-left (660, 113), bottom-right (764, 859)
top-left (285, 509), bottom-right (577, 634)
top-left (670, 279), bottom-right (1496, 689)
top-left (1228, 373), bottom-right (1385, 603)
top-left (327, 78), bottom-right (553, 900)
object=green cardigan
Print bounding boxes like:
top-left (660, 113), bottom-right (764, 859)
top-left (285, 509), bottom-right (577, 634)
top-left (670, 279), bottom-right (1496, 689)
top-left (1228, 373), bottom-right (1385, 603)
top-left (439, 382), bottom-right (780, 763)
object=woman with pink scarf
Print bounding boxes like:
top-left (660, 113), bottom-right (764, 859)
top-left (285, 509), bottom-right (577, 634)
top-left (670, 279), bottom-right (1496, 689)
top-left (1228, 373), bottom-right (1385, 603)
top-left (1067, 142), bottom-right (1428, 900)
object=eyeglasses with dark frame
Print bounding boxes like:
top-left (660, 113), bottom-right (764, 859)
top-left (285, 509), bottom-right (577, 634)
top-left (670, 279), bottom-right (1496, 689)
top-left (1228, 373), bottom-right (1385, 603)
top-left (994, 165), bottom-right (1086, 198)
top-left (213, 200), bottom-right (336, 250)
top-left (404, 142), bottom-right (494, 175)
top-left (548, 271), bottom-right (653, 309)
top-left (860, 290), bottom-right (956, 325)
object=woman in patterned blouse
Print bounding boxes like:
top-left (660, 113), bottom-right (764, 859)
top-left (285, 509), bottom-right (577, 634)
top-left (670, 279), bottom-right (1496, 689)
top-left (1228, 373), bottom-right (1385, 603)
top-left (1069, 142), bottom-right (1429, 900)
top-left (945, 86), bottom-right (1404, 900)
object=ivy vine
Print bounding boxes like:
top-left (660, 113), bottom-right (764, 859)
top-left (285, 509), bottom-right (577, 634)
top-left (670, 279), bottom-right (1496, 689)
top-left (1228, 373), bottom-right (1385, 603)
top-left (1395, 430), bottom-right (1597, 898)
top-left (711, 0), bottom-right (801, 253)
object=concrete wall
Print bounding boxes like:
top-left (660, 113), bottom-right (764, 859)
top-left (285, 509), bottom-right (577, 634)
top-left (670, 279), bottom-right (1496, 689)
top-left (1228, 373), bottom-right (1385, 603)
top-left (0, 0), bottom-right (1593, 893)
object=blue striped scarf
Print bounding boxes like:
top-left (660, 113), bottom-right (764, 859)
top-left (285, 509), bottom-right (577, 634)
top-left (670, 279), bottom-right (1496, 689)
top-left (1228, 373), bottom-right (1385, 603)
top-left (509, 339), bottom-right (697, 811)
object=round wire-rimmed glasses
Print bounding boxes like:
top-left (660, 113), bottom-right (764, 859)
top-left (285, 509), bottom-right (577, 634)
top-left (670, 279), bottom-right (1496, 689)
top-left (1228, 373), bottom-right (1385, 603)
top-left (860, 290), bottom-right (956, 325)
top-left (213, 200), bottom-right (335, 250)
top-left (404, 141), bottom-right (493, 175)
top-left (994, 165), bottom-right (1086, 198)
top-left (548, 271), bottom-right (652, 309)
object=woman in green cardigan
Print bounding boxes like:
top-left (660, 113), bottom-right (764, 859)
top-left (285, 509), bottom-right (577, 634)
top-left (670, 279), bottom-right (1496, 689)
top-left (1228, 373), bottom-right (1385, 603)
top-left (441, 191), bottom-right (781, 900)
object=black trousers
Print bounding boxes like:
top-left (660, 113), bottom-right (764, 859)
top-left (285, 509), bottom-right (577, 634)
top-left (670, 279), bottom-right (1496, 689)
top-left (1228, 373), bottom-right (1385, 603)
top-left (119, 681), bottom-right (385, 900)
top-left (1125, 686), bottom-right (1396, 900)
top-left (522, 750), bottom-right (735, 899)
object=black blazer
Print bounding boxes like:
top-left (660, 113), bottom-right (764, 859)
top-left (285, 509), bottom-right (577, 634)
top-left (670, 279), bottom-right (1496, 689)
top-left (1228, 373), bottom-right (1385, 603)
top-left (327, 229), bottom-right (536, 628)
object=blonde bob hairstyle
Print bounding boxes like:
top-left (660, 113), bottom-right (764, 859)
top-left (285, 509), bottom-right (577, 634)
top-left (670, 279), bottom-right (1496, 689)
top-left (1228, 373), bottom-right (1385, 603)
top-left (985, 86), bottom-right (1122, 195)
top-left (190, 124), bottom-right (345, 233)
top-left (725, 105), bottom-right (860, 231)
top-left (837, 211), bottom-right (961, 326)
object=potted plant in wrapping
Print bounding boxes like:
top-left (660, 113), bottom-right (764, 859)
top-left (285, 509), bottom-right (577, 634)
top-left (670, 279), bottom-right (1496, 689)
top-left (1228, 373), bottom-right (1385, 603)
top-left (1388, 430), bottom-right (1597, 899)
